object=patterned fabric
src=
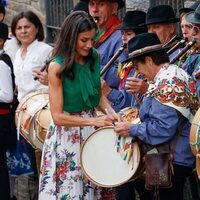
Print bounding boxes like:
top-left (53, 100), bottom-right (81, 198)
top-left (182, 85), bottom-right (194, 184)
top-left (118, 62), bottom-right (134, 90)
top-left (7, 137), bottom-right (37, 176)
top-left (39, 111), bottom-right (102, 200)
top-left (94, 15), bottom-right (121, 48)
top-left (146, 64), bottom-right (199, 122)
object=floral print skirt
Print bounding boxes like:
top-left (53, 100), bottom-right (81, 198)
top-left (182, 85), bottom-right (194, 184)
top-left (39, 111), bottom-right (102, 200)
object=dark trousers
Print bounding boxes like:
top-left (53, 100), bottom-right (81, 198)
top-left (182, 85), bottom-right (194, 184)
top-left (0, 114), bottom-right (12, 200)
top-left (116, 178), bottom-right (150, 200)
top-left (116, 164), bottom-right (193, 200)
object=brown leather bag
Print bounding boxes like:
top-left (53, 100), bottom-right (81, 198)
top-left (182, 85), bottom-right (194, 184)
top-left (144, 152), bottom-right (173, 190)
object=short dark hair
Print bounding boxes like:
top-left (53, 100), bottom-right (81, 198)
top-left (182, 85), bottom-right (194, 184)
top-left (11, 11), bottom-right (44, 41)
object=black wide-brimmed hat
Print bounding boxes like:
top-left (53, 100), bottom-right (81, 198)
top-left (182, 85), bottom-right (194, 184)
top-left (82, 0), bottom-right (125, 9)
top-left (179, 0), bottom-right (200, 16)
top-left (0, 22), bottom-right (9, 40)
top-left (185, 3), bottom-right (200, 25)
top-left (73, 1), bottom-right (89, 13)
top-left (123, 33), bottom-right (169, 63)
top-left (142, 4), bottom-right (179, 26)
top-left (119, 10), bottom-right (146, 30)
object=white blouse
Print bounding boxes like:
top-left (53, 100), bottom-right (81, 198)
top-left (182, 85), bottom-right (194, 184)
top-left (0, 50), bottom-right (13, 103)
top-left (14, 40), bottom-right (53, 102)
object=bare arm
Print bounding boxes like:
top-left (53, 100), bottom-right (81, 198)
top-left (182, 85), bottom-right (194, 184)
top-left (48, 62), bottom-right (116, 127)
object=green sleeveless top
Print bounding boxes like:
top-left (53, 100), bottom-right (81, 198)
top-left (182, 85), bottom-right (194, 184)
top-left (52, 48), bottom-right (100, 113)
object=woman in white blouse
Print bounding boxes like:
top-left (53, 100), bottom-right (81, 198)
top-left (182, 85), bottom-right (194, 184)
top-left (11, 11), bottom-right (53, 101)
top-left (6, 11), bottom-right (52, 200)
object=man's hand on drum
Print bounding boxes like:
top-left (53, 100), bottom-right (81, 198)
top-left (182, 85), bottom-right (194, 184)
top-left (125, 77), bottom-right (149, 95)
top-left (114, 121), bottom-right (131, 137)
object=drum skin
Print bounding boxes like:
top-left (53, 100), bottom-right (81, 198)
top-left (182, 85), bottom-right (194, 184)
top-left (80, 126), bottom-right (141, 187)
top-left (15, 91), bottom-right (52, 150)
top-left (190, 108), bottom-right (200, 156)
top-left (190, 108), bottom-right (200, 179)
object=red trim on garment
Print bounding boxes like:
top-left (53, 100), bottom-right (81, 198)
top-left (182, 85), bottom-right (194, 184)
top-left (0, 109), bottom-right (10, 115)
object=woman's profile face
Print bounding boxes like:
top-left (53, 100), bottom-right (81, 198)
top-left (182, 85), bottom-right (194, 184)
top-left (15, 17), bottom-right (38, 47)
top-left (121, 30), bottom-right (136, 45)
top-left (75, 28), bottom-right (96, 58)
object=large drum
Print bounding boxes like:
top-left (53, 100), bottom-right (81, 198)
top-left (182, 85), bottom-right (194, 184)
top-left (15, 91), bottom-right (52, 150)
top-left (190, 108), bottom-right (200, 156)
top-left (190, 108), bottom-right (200, 179)
top-left (80, 126), bottom-right (142, 187)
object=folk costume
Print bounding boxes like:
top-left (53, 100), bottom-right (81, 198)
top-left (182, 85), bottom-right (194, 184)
top-left (0, 22), bottom-right (14, 200)
top-left (39, 48), bottom-right (102, 200)
top-left (94, 15), bottom-right (123, 89)
top-left (111, 10), bottom-right (148, 200)
top-left (124, 33), bottom-right (199, 200)
top-left (107, 10), bottom-right (147, 112)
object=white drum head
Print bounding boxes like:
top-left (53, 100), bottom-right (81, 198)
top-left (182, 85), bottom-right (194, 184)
top-left (81, 127), bottom-right (140, 187)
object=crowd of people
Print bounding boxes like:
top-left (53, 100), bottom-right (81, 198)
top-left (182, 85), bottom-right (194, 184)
top-left (0, 0), bottom-right (200, 200)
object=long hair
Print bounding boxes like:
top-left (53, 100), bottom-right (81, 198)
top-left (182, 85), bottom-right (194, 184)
top-left (52, 11), bottom-right (97, 79)
top-left (11, 11), bottom-right (44, 41)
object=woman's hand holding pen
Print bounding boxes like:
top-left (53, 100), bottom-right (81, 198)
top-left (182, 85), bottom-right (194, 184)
top-left (93, 114), bottom-right (119, 127)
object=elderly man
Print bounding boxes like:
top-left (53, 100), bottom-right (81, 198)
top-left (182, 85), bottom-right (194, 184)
top-left (115, 32), bottom-right (199, 200)
top-left (83, 0), bottom-right (125, 89)
top-left (185, 4), bottom-right (200, 100)
top-left (126, 5), bottom-right (180, 96)
top-left (145, 5), bottom-right (179, 47)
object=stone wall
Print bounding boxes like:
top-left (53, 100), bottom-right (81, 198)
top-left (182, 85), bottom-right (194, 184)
top-left (126, 0), bottom-right (149, 11)
top-left (4, 0), bottom-right (197, 27)
top-left (4, 0), bottom-right (45, 26)
top-left (4, 0), bottom-right (78, 26)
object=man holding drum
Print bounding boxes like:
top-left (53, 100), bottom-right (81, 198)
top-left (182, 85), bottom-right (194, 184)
top-left (114, 33), bottom-right (199, 200)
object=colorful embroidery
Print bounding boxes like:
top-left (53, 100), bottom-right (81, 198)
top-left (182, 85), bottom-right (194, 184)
top-left (146, 64), bottom-right (199, 122)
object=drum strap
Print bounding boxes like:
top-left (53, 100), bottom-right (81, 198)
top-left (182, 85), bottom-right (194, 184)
top-left (17, 111), bottom-right (22, 140)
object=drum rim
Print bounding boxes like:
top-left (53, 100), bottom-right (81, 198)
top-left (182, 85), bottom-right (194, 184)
top-left (15, 91), bottom-right (49, 150)
top-left (190, 108), bottom-right (200, 155)
top-left (80, 126), bottom-right (141, 187)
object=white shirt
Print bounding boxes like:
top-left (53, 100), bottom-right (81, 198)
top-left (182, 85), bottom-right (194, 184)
top-left (14, 40), bottom-right (53, 102)
top-left (4, 36), bottom-right (20, 63)
top-left (0, 50), bottom-right (13, 103)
